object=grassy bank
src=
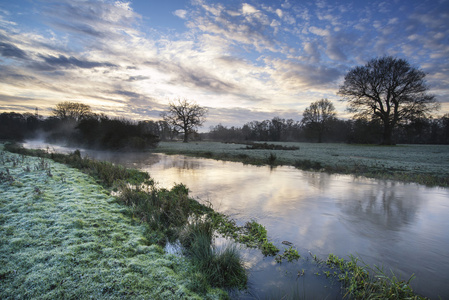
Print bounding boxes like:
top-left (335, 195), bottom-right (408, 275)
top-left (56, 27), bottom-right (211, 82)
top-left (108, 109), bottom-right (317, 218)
top-left (153, 141), bottom-right (449, 187)
top-left (1, 143), bottom-right (284, 298)
top-left (0, 150), bottom-right (230, 299)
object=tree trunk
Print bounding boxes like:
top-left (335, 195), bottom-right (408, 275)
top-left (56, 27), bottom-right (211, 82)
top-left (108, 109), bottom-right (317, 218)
top-left (381, 124), bottom-right (394, 145)
top-left (183, 132), bottom-right (189, 143)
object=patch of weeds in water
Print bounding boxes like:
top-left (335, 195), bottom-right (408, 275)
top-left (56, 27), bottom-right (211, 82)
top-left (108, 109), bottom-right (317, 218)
top-left (314, 253), bottom-right (428, 299)
top-left (261, 238), bottom-right (280, 256)
top-left (239, 220), bottom-right (279, 256)
top-left (275, 246), bottom-right (300, 263)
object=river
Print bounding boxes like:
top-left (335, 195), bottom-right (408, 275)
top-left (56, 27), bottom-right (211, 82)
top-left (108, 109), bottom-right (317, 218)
top-left (23, 141), bottom-right (449, 299)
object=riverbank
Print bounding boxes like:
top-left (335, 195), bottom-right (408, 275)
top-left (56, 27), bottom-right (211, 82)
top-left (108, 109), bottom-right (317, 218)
top-left (153, 141), bottom-right (449, 187)
top-left (0, 149), bottom-right (229, 299)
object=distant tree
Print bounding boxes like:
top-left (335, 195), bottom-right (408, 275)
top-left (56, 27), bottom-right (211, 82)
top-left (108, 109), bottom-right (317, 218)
top-left (301, 99), bottom-right (337, 143)
top-left (338, 56), bottom-right (439, 145)
top-left (269, 117), bottom-right (286, 141)
top-left (52, 101), bottom-right (93, 122)
top-left (0, 112), bottom-right (26, 140)
top-left (161, 98), bottom-right (208, 142)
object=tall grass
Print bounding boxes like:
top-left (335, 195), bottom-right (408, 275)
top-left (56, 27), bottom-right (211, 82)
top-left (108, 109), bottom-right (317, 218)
top-left (180, 220), bottom-right (247, 289)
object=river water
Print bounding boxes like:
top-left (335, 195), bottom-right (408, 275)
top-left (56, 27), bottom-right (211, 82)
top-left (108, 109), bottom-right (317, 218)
top-left (22, 142), bottom-right (449, 298)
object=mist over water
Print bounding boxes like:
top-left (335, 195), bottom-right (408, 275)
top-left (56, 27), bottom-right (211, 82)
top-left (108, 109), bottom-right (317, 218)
top-left (22, 141), bottom-right (449, 298)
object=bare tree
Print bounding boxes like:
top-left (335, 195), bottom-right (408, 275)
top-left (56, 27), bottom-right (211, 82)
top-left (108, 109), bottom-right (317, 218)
top-left (52, 101), bottom-right (93, 122)
top-left (301, 99), bottom-right (337, 143)
top-left (161, 98), bottom-right (208, 142)
top-left (338, 56), bottom-right (439, 145)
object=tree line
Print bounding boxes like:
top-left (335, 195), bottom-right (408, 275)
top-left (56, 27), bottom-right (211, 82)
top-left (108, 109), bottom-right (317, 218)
top-left (204, 113), bottom-right (449, 144)
top-left (0, 102), bottom-right (162, 150)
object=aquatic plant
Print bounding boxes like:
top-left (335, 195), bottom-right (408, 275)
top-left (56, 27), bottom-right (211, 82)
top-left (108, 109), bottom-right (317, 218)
top-left (321, 253), bottom-right (428, 299)
top-left (275, 246), bottom-right (301, 263)
top-left (260, 238), bottom-right (280, 256)
top-left (239, 220), bottom-right (279, 256)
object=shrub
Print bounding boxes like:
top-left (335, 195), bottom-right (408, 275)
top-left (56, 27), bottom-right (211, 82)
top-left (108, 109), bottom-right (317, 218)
top-left (294, 159), bottom-right (322, 170)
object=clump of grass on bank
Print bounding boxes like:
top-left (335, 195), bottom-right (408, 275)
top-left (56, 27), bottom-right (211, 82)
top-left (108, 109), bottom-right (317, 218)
top-left (244, 142), bottom-right (299, 151)
top-left (180, 220), bottom-right (247, 289)
top-left (0, 151), bottom-right (227, 299)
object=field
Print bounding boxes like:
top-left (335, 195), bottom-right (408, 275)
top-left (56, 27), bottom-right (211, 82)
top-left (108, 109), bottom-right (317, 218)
top-left (0, 150), bottom-right (226, 299)
top-left (154, 141), bottom-right (449, 186)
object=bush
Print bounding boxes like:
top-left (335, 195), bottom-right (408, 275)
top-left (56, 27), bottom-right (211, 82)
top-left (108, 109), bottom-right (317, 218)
top-left (294, 159), bottom-right (322, 170)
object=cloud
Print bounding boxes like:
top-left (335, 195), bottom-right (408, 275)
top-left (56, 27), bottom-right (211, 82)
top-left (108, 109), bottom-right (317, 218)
top-left (127, 75), bottom-right (150, 82)
top-left (308, 26), bottom-right (330, 36)
top-left (303, 41), bottom-right (320, 62)
top-left (31, 54), bottom-right (117, 70)
top-left (42, 0), bottom-right (140, 44)
top-left (173, 9), bottom-right (188, 19)
top-left (267, 59), bottom-right (342, 90)
top-left (0, 41), bottom-right (28, 59)
top-left (275, 9), bottom-right (283, 18)
top-left (186, 2), bottom-right (283, 53)
top-left (242, 3), bottom-right (259, 15)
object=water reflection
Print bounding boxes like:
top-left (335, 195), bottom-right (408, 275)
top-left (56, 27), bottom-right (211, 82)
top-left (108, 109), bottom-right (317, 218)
top-left (139, 155), bottom-right (449, 299)
top-left (339, 182), bottom-right (420, 232)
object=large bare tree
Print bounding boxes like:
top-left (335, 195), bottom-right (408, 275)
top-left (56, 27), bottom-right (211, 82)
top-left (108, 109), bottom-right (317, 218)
top-left (338, 56), bottom-right (438, 145)
top-left (161, 98), bottom-right (208, 142)
top-left (301, 98), bottom-right (337, 143)
top-left (52, 101), bottom-right (93, 122)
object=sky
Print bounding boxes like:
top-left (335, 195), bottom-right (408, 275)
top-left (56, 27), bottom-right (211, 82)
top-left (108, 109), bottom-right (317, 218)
top-left (0, 0), bottom-right (448, 129)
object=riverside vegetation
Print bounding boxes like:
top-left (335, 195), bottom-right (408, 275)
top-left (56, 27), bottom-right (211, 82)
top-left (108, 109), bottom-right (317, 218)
top-left (1, 142), bottom-right (282, 298)
top-left (1, 142), bottom-right (429, 299)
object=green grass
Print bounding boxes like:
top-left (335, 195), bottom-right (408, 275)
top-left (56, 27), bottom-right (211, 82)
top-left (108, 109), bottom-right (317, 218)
top-left (274, 246), bottom-right (301, 263)
top-left (0, 151), bottom-right (227, 299)
top-left (315, 253), bottom-right (427, 299)
top-left (153, 141), bottom-right (449, 187)
top-left (180, 220), bottom-right (247, 289)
